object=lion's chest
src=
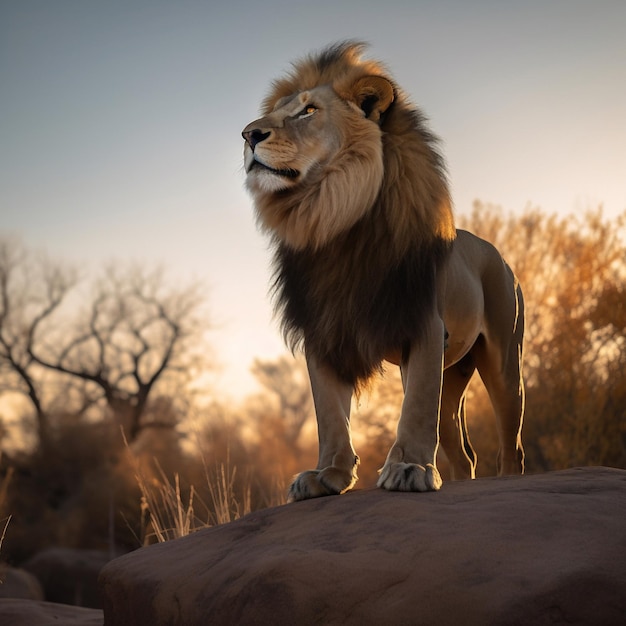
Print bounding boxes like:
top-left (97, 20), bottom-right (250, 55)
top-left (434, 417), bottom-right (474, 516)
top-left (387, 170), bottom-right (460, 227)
top-left (274, 237), bottom-right (449, 385)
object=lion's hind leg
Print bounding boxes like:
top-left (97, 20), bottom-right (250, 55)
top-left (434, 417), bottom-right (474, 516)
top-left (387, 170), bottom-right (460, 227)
top-left (476, 343), bottom-right (525, 476)
top-left (475, 299), bottom-right (525, 475)
top-left (439, 355), bottom-right (477, 480)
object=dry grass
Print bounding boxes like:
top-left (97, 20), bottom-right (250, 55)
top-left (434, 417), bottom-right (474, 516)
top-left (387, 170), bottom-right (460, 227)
top-left (203, 460), bottom-right (251, 527)
top-left (136, 461), bottom-right (199, 543)
top-left (130, 449), bottom-right (253, 544)
top-left (0, 516), bottom-right (11, 557)
top-left (0, 459), bottom-right (12, 556)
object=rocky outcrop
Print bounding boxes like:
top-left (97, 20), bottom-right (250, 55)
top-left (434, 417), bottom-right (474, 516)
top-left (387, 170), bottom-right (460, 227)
top-left (0, 566), bottom-right (44, 601)
top-left (0, 599), bottom-right (102, 625)
top-left (100, 467), bottom-right (626, 625)
top-left (23, 548), bottom-right (112, 608)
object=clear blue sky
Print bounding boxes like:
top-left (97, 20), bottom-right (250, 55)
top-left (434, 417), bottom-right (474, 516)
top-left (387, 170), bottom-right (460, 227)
top-left (1, 0), bottom-right (625, 398)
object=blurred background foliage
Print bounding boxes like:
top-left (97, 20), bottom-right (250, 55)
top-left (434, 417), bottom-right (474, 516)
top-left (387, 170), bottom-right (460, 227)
top-left (0, 204), bottom-right (625, 565)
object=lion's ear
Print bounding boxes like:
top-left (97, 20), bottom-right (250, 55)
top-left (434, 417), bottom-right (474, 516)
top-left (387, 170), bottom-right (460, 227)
top-left (351, 76), bottom-right (395, 122)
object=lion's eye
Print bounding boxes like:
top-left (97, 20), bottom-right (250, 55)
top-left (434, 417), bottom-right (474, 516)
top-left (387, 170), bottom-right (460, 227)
top-left (298, 105), bottom-right (317, 119)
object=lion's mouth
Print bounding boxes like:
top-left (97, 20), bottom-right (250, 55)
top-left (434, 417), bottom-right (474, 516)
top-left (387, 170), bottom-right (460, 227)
top-left (251, 159), bottom-right (300, 179)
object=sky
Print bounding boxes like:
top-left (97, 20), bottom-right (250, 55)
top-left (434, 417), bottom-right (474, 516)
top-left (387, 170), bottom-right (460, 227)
top-left (1, 0), bottom-right (625, 400)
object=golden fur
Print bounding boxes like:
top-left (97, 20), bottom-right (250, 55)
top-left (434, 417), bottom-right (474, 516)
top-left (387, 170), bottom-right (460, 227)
top-left (242, 42), bottom-right (525, 500)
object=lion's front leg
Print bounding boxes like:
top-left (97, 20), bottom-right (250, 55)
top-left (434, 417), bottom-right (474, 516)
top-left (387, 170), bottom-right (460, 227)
top-left (288, 355), bottom-right (358, 502)
top-left (378, 316), bottom-right (445, 493)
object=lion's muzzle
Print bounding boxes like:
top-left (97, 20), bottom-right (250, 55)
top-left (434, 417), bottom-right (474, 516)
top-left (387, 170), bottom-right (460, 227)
top-left (242, 128), bottom-right (270, 150)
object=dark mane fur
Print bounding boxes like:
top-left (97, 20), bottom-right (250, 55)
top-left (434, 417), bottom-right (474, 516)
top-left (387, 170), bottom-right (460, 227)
top-left (273, 206), bottom-right (453, 387)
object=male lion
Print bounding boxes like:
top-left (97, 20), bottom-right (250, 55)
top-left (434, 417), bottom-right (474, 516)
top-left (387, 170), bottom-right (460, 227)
top-left (242, 42), bottom-right (525, 502)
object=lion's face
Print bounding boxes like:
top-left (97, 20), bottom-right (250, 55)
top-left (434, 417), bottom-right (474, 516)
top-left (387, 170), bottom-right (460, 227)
top-left (242, 76), bottom-right (395, 250)
top-left (243, 85), bottom-right (345, 194)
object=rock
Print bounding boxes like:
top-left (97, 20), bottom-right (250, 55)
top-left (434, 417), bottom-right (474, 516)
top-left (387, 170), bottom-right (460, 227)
top-left (0, 566), bottom-right (44, 600)
top-left (23, 548), bottom-right (112, 608)
top-left (0, 599), bottom-right (102, 626)
top-left (100, 467), bottom-right (626, 625)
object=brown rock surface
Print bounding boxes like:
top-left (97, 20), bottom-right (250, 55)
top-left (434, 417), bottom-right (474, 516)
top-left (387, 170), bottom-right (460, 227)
top-left (100, 467), bottom-right (626, 625)
top-left (0, 566), bottom-right (44, 601)
top-left (0, 599), bottom-right (103, 625)
top-left (23, 547), bottom-right (112, 608)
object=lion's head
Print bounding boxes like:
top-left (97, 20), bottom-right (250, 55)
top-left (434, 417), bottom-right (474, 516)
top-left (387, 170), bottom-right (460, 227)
top-left (243, 41), bottom-right (455, 252)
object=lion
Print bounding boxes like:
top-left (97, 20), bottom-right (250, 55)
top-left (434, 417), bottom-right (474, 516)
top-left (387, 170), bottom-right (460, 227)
top-left (242, 41), bottom-right (525, 502)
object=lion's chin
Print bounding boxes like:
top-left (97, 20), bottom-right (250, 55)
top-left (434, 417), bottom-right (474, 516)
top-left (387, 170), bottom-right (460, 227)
top-left (250, 159), bottom-right (300, 180)
top-left (246, 162), bottom-right (301, 194)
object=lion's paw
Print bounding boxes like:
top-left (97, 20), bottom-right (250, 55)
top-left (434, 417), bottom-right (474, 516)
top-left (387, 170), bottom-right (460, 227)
top-left (377, 462), bottom-right (442, 492)
top-left (288, 467), bottom-right (357, 503)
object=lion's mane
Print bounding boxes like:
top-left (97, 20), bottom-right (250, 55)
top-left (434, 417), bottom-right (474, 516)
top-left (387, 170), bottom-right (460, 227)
top-left (261, 42), bottom-right (456, 386)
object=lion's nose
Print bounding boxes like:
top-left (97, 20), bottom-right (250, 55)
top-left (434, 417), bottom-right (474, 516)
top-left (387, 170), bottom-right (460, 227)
top-left (242, 128), bottom-right (271, 150)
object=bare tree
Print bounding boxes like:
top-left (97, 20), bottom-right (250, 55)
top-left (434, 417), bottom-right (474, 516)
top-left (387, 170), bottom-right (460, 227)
top-left (27, 263), bottom-right (207, 441)
top-left (0, 238), bottom-right (209, 445)
top-left (0, 238), bottom-right (78, 444)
